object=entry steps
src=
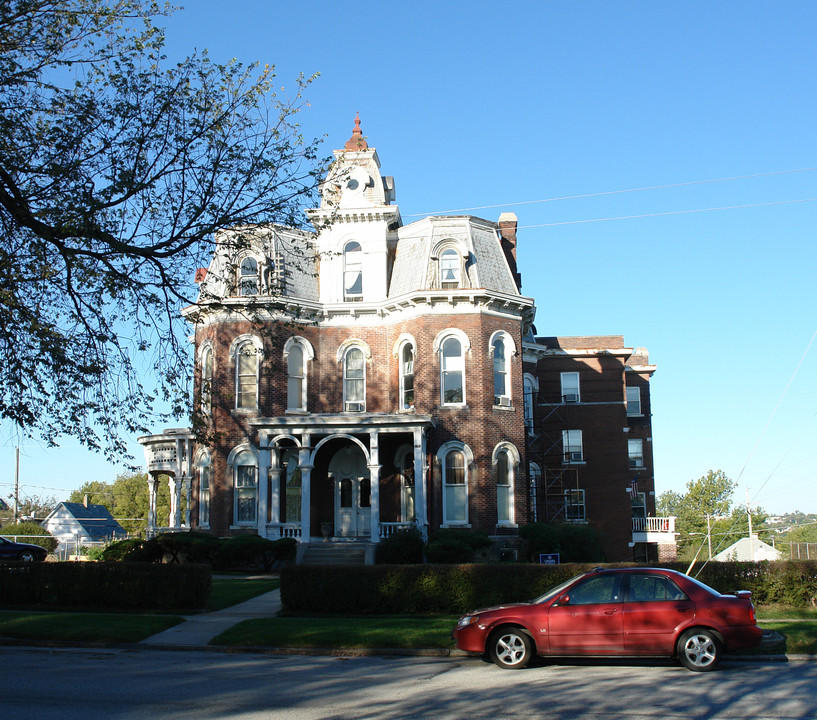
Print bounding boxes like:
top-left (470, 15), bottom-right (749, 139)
top-left (300, 542), bottom-right (369, 565)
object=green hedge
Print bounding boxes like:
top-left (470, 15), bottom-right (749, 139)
top-left (0, 522), bottom-right (58, 553)
top-left (281, 560), bottom-right (817, 614)
top-left (102, 532), bottom-right (296, 571)
top-left (0, 562), bottom-right (211, 610)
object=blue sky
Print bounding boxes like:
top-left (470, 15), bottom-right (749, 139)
top-left (2, 1), bottom-right (815, 516)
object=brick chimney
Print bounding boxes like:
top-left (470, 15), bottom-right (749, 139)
top-left (498, 212), bottom-right (521, 290)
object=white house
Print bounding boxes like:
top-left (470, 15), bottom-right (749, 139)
top-left (712, 535), bottom-right (782, 562)
top-left (43, 501), bottom-right (127, 555)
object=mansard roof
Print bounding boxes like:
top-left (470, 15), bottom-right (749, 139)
top-left (391, 215), bottom-right (522, 297)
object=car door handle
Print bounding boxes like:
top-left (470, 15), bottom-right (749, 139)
top-left (676, 606), bottom-right (691, 613)
top-left (603, 608), bottom-right (618, 615)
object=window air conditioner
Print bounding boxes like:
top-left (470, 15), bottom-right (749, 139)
top-left (563, 393), bottom-right (579, 403)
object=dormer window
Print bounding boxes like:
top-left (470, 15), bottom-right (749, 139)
top-left (440, 248), bottom-right (461, 289)
top-left (343, 241), bottom-right (363, 301)
top-left (238, 256), bottom-right (259, 296)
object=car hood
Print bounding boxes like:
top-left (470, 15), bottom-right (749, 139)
top-left (469, 602), bottom-right (531, 615)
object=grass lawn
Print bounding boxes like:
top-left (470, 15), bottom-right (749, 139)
top-left (206, 577), bottom-right (279, 611)
top-left (756, 604), bottom-right (817, 621)
top-left (0, 612), bottom-right (183, 643)
top-left (759, 622), bottom-right (817, 655)
top-left (211, 615), bottom-right (460, 649)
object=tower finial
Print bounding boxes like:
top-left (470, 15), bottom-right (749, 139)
top-left (344, 112), bottom-right (368, 151)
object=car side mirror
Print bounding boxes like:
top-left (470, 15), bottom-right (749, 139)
top-left (554, 594), bottom-right (570, 607)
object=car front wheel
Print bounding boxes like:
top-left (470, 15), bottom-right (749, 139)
top-left (677, 629), bottom-right (721, 671)
top-left (488, 627), bottom-right (534, 669)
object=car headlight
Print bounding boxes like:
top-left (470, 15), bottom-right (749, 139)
top-left (456, 615), bottom-right (480, 629)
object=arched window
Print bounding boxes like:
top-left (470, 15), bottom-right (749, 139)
top-left (233, 449), bottom-right (258, 524)
top-left (287, 344), bottom-right (305, 411)
top-left (235, 342), bottom-right (259, 410)
top-left (282, 448), bottom-right (301, 523)
top-left (238, 256), bottom-right (259, 296)
top-left (492, 335), bottom-right (508, 405)
top-left (343, 241), bottom-right (363, 301)
top-left (344, 346), bottom-right (366, 412)
top-left (201, 345), bottom-right (213, 414)
top-left (495, 446), bottom-right (516, 526)
top-left (400, 342), bottom-right (415, 411)
top-left (442, 447), bottom-right (468, 525)
top-left (395, 445), bottom-right (415, 522)
top-left (441, 337), bottom-right (464, 405)
top-left (529, 462), bottom-right (541, 523)
top-left (523, 374), bottom-right (536, 434)
top-left (440, 248), bottom-right (461, 288)
top-left (198, 452), bottom-right (211, 527)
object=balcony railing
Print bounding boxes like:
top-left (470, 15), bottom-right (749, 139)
top-left (632, 516), bottom-right (675, 534)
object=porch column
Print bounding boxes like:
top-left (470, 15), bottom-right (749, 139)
top-left (368, 430), bottom-right (381, 543)
top-left (184, 475), bottom-right (192, 527)
top-left (257, 445), bottom-right (271, 537)
top-left (268, 448), bottom-right (282, 532)
top-left (413, 427), bottom-right (428, 538)
top-left (168, 475), bottom-right (181, 528)
top-left (147, 475), bottom-right (158, 537)
top-left (299, 434), bottom-right (313, 542)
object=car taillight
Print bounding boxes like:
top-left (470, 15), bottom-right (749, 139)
top-left (749, 603), bottom-right (756, 624)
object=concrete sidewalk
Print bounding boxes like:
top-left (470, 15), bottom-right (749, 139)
top-left (140, 588), bottom-right (282, 648)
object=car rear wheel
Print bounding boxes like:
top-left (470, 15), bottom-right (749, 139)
top-left (18, 550), bottom-right (36, 563)
top-left (488, 627), bottom-right (534, 669)
top-left (677, 629), bottom-right (721, 671)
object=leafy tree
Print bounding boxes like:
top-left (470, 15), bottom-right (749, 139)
top-left (0, 0), bottom-right (325, 460)
top-left (0, 492), bottom-right (58, 521)
top-left (664, 470), bottom-right (769, 561)
top-left (0, 520), bottom-right (58, 552)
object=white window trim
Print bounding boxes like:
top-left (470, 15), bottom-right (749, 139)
top-left (283, 336), bottom-right (314, 413)
top-left (196, 450), bottom-right (211, 528)
top-left (434, 328), bottom-right (471, 407)
top-left (523, 373), bottom-right (538, 435)
top-left (227, 444), bottom-right (259, 527)
top-left (628, 438), bottom-right (645, 469)
top-left (493, 442), bottom-right (519, 528)
top-left (562, 429), bottom-right (584, 464)
top-left (237, 253), bottom-right (260, 296)
top-left (229, 334), bottom-right (263, 412)
top-left (561, 371), bottom-right (580, 403)
top-left (438, 441), bottom-right (473, 527)
top-left (337, 339), bottom-right (371, 413)
top-left (198, 341), bottom-right (215, 415)
top-left (627, 385), bottom-right (643, 416)
top-left (565, 488), bottom-right (586, 523)
top-left (342, 240), bottom-right (363, 302)
top-left (489, 331), bottom-right (517, 407)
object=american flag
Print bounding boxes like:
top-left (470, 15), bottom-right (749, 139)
top-left (629, 477), bottom-right (639, 500)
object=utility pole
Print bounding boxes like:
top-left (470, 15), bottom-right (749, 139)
top-left (746, 487), bottom-right (754, 562)
top-left (706, 514), bottom-right (713, 560)
top-left (13, 446), bottom-right (19, 524)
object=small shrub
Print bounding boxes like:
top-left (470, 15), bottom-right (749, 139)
top-left (376, 526), bottom-right (425, 564)
top-left (520, 522), bottom-right (606, 563)
top-left (0, 522), bottom-right (58, 553)
top-left (213, 535), bottom-right (296, 571)
top-left (101, 538), bottom-right (146, 562)
top-left (154, 531), bottom-right (222, 564)
top-left (425, 528), bottom-right (492, 563)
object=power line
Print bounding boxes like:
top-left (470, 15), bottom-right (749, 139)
top-left (521, 197), bottom-right (817, 229)
top-left (407, 166), bottom-right (817, 217)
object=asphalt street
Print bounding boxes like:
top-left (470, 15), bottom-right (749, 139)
top-left (6, 646), bottom-right (816, 720)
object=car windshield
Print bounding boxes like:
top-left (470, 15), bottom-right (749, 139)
top-left (531, 572), bottom-right (588, 604)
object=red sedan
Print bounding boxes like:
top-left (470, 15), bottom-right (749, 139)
top-left (453, 567), bottom-right (763, 671)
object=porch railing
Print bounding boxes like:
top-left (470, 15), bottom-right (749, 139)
top-left (266, 523), bottom-right (302, 540)
top-left (632, 517), bottom-right (675, 534)
top-left (379, 522), bottom-right (413, 539)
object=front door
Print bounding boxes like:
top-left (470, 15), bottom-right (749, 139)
top-left (330, 446), bottom-right (371, 538)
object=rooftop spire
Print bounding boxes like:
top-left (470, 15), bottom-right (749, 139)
top-left (344, 112), bottom-right (368, 151)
